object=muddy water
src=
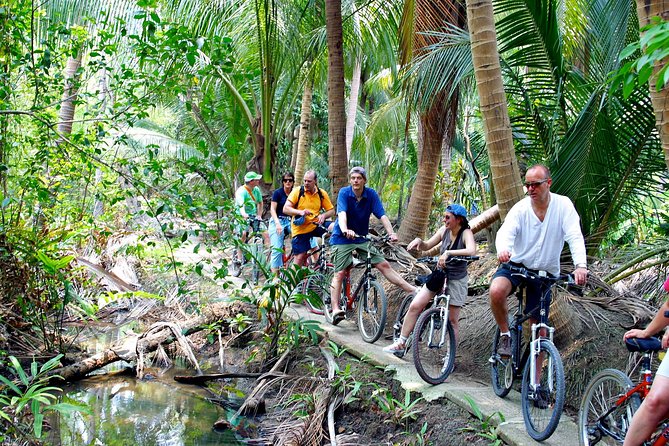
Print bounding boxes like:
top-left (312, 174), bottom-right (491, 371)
top-left (47, 370), bottom-right (244, 445)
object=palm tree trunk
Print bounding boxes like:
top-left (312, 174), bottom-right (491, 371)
top-left (398, 93), bottom-right (457, 242)
top-left (294, 78), bottom-right (313, 183)
top-left (346, 57), bottom-right (361, 160)
top-left (326, 0), bottom-right (349, 199)
top-left (57, 54), bottom-right (82, 139)
top-left (345, 10), bottom-right (362, 160)
top-left (465, 0), bottom-right (524, 219)
top-left (636, 0), bottom-right (669, 170)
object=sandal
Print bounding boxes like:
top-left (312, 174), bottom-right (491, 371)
top-left (331, 310), bottom-right (346, 326)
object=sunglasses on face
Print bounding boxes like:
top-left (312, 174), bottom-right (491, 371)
top-left (283, 178), bottom-right (295, 183)
top-left (524, 179), bottom-right (548, 189)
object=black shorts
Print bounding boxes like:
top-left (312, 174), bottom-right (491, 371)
top-left (292, 226), bottom-right (327, 255)
top-left (492, 263), bottom-right (553, 320)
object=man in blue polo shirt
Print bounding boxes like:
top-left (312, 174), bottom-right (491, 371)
top-left (328, 166), bottom-right (416, 325)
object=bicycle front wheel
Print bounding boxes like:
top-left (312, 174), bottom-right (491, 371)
top-left (578, 368), bottom-right (640, 446)
top-left (520, 339), bottom-right (566, 441)
top-left (357, 280), bottom-right (387, 343)
top-left (413, 307), bottom-right (456, 385)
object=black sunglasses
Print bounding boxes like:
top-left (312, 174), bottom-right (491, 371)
top-left (283, 178), bottom-right (295, 183)
top-left (524, 179), bottom-right (548, 189)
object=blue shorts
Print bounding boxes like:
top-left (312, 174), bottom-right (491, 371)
top-left (492, 263), bottom-right (553, 320)
top-left (292, 226), bottom-right (327, 255)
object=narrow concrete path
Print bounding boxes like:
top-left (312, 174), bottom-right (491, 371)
top-left (287, 304), bottom-right (580, 446)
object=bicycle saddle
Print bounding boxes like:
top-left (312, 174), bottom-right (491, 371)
top-left (415, 274), bottom-right (430, 286)
top-left (625, 337), bottom-right (663, 353)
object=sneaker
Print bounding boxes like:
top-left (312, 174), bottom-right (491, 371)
top-left (497, 334), bottom-right (512, 358)
top-left (533, 385), bottom-right (551, 409)
top-left (383, 339), bottom-right (407, 358)
top-left (331, 310), bottom-right (346, 326)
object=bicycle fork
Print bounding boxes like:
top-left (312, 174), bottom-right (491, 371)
top-left (428, 295), bottom-right (450, 348)
top-left (529, 322), bottom-right (554, 392)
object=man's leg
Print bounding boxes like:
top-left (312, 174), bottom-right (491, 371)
top-left (330, 270), bottom-right (346, 313)
top-left (489, 276), bottom-right (512, 332)
top-left (375, 261), bottom-right (416, 293)
top-left (623, 375), bottom-right (669, 445)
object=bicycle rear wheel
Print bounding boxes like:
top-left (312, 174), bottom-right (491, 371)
top-left (357, 280), bottom-right (387, 343)
top-left (520, 339), bottom-right (565, 441)
top-left (413, 307), bottom-right (456, 385)
top-left (578, 368), bottom-right (640, 446)
top-left (392, 293), bottom-right (415, 341)
top-left (490, 320), bottom-right (517, 398)
top-left (303, 264), bottom-right (333, 315)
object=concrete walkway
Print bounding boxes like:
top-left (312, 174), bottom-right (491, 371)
top-left (287, 304), bottom-right (580, 446)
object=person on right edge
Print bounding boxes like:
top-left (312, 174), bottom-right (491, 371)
top-left (489, 164), bottom-right (588, 358)
top-left (621, 276), bottom-right (669, 446)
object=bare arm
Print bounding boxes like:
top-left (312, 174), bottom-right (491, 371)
top-left (316, 207), bottom-right (335, 225)
top-left (624, 298), bottom-right (669, 348)
top-left (338, 211), bottom-right (355, 239)
top-left (407, 225), bottom-right (445, 252)
top-left (379, 215), bottom-right (398, 242)
top-left (270, 201), bottom-right (282, 234)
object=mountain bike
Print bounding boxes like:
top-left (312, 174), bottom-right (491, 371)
top-left (323, 234), bottom-right (389, 343)
top-left (389, 256), bottom-right (478, 384)
top-left (230, 217), bottom-right (266, 285)
top-left (578, 336), bottom-right (666, 445)
top-left (489, 263), bottom-right (574, 441)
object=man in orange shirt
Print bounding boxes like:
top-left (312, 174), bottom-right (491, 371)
top-left (283, 170), bottom-right (335, 266)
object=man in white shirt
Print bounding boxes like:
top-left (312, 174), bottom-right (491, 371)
top-left (490, 164), bottom-right (588, 360)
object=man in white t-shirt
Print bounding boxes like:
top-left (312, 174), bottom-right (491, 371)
top-left (490, 164), bottom-right (588, 361)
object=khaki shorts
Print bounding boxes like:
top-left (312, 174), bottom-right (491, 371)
top-left (331, 242), bottom-right (385, 272)
top-left (446, 276), bottom-right (468, 307)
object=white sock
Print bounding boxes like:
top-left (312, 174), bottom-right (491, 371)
top-left (501, 331), bottom-right (511, 337)
top-left (398, 335), bottom-right (408, 344)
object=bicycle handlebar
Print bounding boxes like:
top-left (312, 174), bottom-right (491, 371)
top-left (502, 263), bottom-right (574, 285)
top-left (417, 255), bottom-right (479, 264)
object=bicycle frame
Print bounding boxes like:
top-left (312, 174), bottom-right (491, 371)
top-left (504, 266), bottom-right (569, 390)
top-left (343, 238), bottom-right (377, 308)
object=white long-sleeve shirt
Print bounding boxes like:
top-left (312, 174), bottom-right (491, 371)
top-left (495, 193), bottom-right (587, 276)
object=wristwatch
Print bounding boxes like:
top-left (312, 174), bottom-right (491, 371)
top-left (575, 263), bottom-right (587, 268)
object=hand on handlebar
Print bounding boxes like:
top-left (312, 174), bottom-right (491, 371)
top-left (344, 229), bottom-right (356, 239)
top-left (573, 267), bottom-right (588, 286)
top-left (497, 250), bottom-right (511, 263)
top-left (388, 232), bottom-right (398, 243)
top-left (437, 252), bottom-right (449, 269)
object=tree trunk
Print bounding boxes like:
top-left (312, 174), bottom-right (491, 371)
top-left (398, 93), bottom-right (457, 242)
top-left (346, 8), bottom-right (362, 160)
top-left (294, 78), bottom-right (314, 183)
top-left (636, 0), bottom-right (669, 170)
top-left (57, 54), bottom-right (82, 138)
top-left (325, 0), bottom-right (349, 200)
top-left (465, 0), bottom-right (524, 219)
top-left (346, 57), bottom-right (361, 160)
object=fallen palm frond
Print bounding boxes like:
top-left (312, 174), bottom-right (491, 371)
top-left (136, 321), bottom-right (201, 379)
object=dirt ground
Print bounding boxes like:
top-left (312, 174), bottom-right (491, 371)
top-left (192, 331), bottom-right (501, 446)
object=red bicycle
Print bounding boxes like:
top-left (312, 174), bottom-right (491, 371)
top-left (578, 336), bottom-right (668, 445)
